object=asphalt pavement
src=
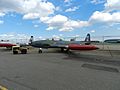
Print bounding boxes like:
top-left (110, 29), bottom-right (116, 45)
top-left (0, 48), bottom-right (120, 90)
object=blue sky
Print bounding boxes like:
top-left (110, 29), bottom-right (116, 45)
top-left (0, 0), bottom-right (120, 40)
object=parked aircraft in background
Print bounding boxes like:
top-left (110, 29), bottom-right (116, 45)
top-left (104, 39), bottom-right (120, 43)
top-left (0, 40), bottom-right (16, 49)
top-left (29, 34), bottom-right (99, 53)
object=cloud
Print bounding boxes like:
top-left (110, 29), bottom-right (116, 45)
top-left (23, 13), bottom-right (40, 20)
top-left (88, 0), bottom-right (120, 27)
top-left (0, 0), bottom-right (55, 19)
top-left (22, 0), bottom-right (120, 31)
top-left (1, 0), bottom-right (119, 33)
top-left (0, 12), bottom-right (5, 17)
top-left (43, 14), bottom-right (68, 26)
top-left (34, 24), bottom-right (39, 28)
top-left (0, 20), bottom-right (4, 24)
top-left (65, 6), bottom-right (79, 12)
top-left (104, 0), bottom-right (120, 12)
top-left (0, 33), bottom-right (31, 43)
top-left (90, 0), bottom-right (106, 5)
top-left (0, 0), bottom-right (89, 32)
top-left (55, 6), bottom-right (61, 11)
top-left (89, 11), bottom-right (120, 24)
top-left (91, 30), bottom-right (95, 33)
top-left (41, 14), bottom-right (89, 32)
top-left (41, 15), bottom-right (68, 31)
top-left (52, 35), bottom-right (61, 39)
top-left (52, 34), bottom-right (65, 40)
top-left (46, 27), bottom-right (54, 31)
top-left (64, 0), bottom-right (71, 3)
top-left (60, 20), bottom-right (89, 31)
top-left (23, 0), bottom-right (55, 17)
top-left (64, 0), bottom-right (72, 6)
top-left (37, 36), bottom-right (45, 40)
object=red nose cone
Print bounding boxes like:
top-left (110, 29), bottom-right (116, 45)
top-left (68, 44), bottom-right (99, 50)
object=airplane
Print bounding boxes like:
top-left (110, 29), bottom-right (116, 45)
top-left (29, 33), bottom-right (99, 53)
top-left (0, 40), bottom-right (16, 49)
top-left (104, 39), bottom-right (120, 43)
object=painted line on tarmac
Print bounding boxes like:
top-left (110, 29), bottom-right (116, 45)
top-left (0, 85), bottom-right (8, 90)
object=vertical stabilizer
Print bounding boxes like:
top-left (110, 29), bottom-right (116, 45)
top-left (29, 36), bottom-right (34, 45)
top-left (85, 33), bottom-right (91, 45)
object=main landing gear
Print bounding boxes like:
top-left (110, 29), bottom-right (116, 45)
top-left (38, 48), bottom-right (42, 53)
top-left (61, 48), bottom-right (69, 53)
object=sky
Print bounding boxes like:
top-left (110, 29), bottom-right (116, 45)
top-left (0, 0), bottom-right (120, 40)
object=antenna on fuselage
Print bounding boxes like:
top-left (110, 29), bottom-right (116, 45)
top-left (70, 38), bottom-right (76, 41)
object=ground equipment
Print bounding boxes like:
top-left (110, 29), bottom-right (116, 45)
top-left (12, 46), bottom-right (27, 54)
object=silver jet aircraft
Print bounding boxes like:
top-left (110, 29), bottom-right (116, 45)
top-left (29, 34), bottom-right (98, 53)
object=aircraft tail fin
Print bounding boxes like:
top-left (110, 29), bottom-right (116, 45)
top-left (29, 36), bottom-right (34, 45)
top-left (84, 33), bottom-right (91, 45)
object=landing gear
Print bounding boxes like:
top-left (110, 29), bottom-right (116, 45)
top-left (65, 48), bottom-right (69, 53)
top-left (6, 47), bottom-right (12, 50)
top-left (61, 48), bottom-right (69, 53)
top-left (61, 48), bottom-right (64, 52)
top-left (38, 48), bottom-right (42, 53)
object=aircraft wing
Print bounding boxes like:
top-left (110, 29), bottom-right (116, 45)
top-left (48, 44), bottom-right (99, 51)
top-left (50, 44), bottom-right (68, 48)
top-left (50, 40), bottom-right (80, 48)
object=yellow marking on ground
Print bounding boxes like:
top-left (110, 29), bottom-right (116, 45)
top-left (0, 85), bottom-right (8, 90)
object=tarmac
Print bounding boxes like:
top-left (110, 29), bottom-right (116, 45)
top-left (0, 45), bottom-right (120, 90)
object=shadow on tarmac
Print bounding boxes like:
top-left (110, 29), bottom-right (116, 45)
top-left (62, 51), bottom-right (120, 67)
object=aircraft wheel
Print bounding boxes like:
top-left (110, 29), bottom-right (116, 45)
top-left (65, 49), bottom-right (69, 53)
top-left (21, 49), bottom-right (27, 54)
top-left (6, 47), bottom-right (12, 50)
top-left (13, 51), bottom-right (18, 54)
top-left (38, 50), bottom-right (42, 53)
top-left (61, 48), bottom-right (64, 52)
top-left (38, 48), bottom-right (42, 53)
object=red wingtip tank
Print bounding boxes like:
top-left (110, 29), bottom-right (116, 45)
top-left (68, 44), bottom-right (99, 50)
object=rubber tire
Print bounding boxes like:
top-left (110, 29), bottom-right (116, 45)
top-left (38, 50), bottom-right (42, 53)
top-left (13, 51), bottom-right (18, 54)
top-left (21, 49), bottom-right (27, 54)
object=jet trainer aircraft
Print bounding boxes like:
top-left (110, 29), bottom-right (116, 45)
top-left (29, 34), bottom-right (99, 53)
top-left (0, 40), bottom-right (16, 49)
